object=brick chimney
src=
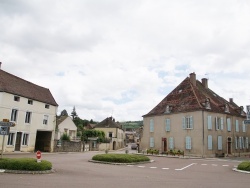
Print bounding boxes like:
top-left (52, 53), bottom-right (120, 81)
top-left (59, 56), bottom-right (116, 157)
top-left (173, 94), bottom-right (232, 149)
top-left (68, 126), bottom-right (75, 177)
top-left (229, 98), bottom-right (233, 103)
top-left (202, 78), bottom-right (208, 89)
top-left (189, 72), bottom-right (196, 86)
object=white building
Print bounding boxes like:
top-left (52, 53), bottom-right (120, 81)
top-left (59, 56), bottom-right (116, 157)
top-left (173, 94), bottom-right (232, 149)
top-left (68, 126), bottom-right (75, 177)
top-left (0, 66), bottom-right (58, 152)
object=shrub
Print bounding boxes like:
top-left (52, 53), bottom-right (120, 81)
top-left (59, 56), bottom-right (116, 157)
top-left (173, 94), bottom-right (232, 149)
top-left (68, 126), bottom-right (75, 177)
top-left (0, 158), bottom-right (52, 171)
top-left (92, 154), bottom-right (150, 163)
top-left (237, 161), bottom-right (250, 172)
top-left (61, 133), bottom-right (70, 141)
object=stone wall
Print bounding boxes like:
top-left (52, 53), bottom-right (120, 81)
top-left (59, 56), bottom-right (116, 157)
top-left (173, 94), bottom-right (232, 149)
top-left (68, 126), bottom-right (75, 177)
top-left (53, 140), bottom-right (83, 152)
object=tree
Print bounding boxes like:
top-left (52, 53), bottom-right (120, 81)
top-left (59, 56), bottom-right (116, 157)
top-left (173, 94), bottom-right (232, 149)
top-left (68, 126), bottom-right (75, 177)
top-left (71, 106), bottom-right (78, 120)
top-left (60, 109), bottom-right (68, 116)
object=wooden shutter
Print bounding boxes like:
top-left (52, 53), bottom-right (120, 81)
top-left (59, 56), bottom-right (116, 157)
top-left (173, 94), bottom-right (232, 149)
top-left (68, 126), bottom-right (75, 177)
top-left (207, 116), bottom-right (212, 130)
top-left (150, 119), bottom-right (154, 132)
top-left (235, 120), bottom-right (239, 132)
top-left (218, 136), bottom-right (222, 150)
top-left (150, 137), bottom-right (154, 148)
top-left (235, 136), bottom-right (238, 149)
top-left (190, 116), bottom-right (193, 129)
top-left (186, 136), bottom-right (191, 149)
top-left (182, 117), bottom-right (186, 129)
top-left (227, 118), bottom-right (231, 132)
top-left (169, 137), bottom-right (174, 149)
top-left (220, 117), bottom-right (224, 130)
top-left (246, 137), bottom-right (249, 149)
top-left (166, 119), bottom-right (170, 132)
top-left (215, 117), bottom-right (218, 130)
top-left (208, 135), bottom-right (212, 150)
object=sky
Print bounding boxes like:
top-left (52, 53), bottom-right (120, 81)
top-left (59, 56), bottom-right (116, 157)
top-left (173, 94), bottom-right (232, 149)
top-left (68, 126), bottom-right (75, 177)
top-left (1, 0), bottom-right (250, 122)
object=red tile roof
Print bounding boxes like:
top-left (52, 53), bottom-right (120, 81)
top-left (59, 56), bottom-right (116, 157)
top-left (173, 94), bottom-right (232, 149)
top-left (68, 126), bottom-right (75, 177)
top-left (143, 75), bottom-right (245, 118)
top-left (95, 117), bottom-right (122, 129)
top-left (0, 69), bottom-right (58, 106)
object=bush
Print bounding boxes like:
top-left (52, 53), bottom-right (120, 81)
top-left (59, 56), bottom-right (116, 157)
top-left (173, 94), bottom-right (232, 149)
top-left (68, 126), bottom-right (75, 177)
top-left (92, 154), bottom-right (150, 163)
top-left (237, 161), bottom-right (250, 172)
top-left (0, 158), bottom-right (52, 171)
top-left (61, 133), bottom-right (70, 141)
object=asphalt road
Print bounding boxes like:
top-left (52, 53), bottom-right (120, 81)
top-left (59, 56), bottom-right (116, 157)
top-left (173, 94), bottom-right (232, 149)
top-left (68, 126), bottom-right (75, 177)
top-left (0, 149), bottom-right (249, 188)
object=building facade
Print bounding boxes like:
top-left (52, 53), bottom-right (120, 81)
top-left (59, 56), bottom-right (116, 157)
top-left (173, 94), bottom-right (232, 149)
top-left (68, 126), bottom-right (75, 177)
top-left (141, 73), bottom-right (250, 157)
top-left (94, 117), bottom-right (125, 150)
top-left (0, 68), bottom-right (58, 152)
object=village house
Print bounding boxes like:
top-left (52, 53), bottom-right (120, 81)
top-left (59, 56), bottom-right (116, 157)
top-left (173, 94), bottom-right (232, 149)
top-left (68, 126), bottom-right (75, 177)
top-left (140, 72), bottom-right (250, 157)
top-left (94, 117), bottom-right (125, 150)
top-left (55, 115), bottom-right (77, 141)
top-left (0, 64), bottom-right (58, 152)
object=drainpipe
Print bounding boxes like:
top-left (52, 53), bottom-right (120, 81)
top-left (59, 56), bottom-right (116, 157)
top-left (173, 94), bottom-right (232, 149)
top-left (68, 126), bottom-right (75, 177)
top-left (202, 110), bottom-right (205, 158)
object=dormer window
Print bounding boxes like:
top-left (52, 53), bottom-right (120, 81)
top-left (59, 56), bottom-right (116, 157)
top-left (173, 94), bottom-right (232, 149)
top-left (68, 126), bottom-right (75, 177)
top-left (45, 104), bottom-right (50, 109)
top-left (14, 96), bottom-right (20, 102)
top-left (165, 105), bottom-right (170, 113)
top-left (225, 104), bottom-right (230, 113)
top-left (205, 98), bottom-right (211, 110)
top-left (240, 106), bottom-right (244, 116)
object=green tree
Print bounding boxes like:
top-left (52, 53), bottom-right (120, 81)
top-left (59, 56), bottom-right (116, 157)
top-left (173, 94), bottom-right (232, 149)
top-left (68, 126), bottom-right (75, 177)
top-left (60, 109), bottom-right (68, 116)
top-left (71, 106), bottom-right (78, 120)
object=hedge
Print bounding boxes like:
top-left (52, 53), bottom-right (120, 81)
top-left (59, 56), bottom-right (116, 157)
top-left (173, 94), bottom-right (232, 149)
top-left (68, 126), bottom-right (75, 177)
top-left (92, 154), bottom-right (150, 163)
top-left (0, 158), bottom-right (52, 171)
top-left (237, 161), bottom-right (250, 172)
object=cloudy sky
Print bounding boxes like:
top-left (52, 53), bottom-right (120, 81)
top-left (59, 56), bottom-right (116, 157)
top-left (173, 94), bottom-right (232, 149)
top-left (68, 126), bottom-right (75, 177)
top-left (1, 0), bottom-right (250, 122)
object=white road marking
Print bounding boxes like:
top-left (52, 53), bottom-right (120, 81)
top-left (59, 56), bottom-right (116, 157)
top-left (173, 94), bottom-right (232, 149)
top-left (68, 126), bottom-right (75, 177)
top-left (222, 165), bottom-right (229, 167)
top-left (175, 163), bottom-right (197, 171)
top-left (127, 165), bottom-right (134, 167)
top-left (150, 167), bottom-right (157, 169)
top-left (162, 168), bottom-right (169, 170)
top-left (138, 166), bottom-right (145, 168)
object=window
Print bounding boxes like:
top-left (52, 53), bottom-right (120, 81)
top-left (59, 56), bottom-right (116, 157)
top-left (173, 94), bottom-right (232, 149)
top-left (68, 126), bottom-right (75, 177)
top-left (22, 133), bottom-right (29, 145)
top-left (108, 132), bottom-right (112, 138)
top-left (165, 105), bottom-right (170, 113)
top-left (205, 98), bottom-right (211, 109)
top-left (45, 104), bottom-right (50, 109)
top-left (227, 118), bottom-right (231, 132)
top-left (242, 121), bottom-right (246, 133)
top-left (242, 137), bottom-right (245, 149)
top-left (7, 133), bottom-right (15, 145)
top-left (215, 117), bottom-right (224, 130)
top-left (218, 136), bottom-right (222, 150)
top-left (150, 137), bottom-right (154, 148)
top-left (207, 116), bottom-right (212, 130)
top-left (182, 116), bottom-right (193, 129)
top-left (28, 99), bottom-right (33, 105)
top-left (185, 136), bottom-right (192, 150)
top-left (208, 135), bottom-right (212, 150)
top-left (235, 120), bottom-right (239, 132)
top-left (169, 137), bottom-right (174, 149)
top-left (165, 119), bottom-right (170, 132)
top-left (239, 137), bottom-right (242, 149)
top-left (235, 136), bottom-right (238, 149)
top-left (225, 104), bottom-right (229, 113)
top-left (11, 109), bottom-right (18, 122)
top-left (43, 115), bottom-right (48, 125)
top-left (150, 119), bottom-right (154, 132)
top-left (25, 112), bottom-right (32, 123)
top-left (14, 96), bottom-right (20, 102)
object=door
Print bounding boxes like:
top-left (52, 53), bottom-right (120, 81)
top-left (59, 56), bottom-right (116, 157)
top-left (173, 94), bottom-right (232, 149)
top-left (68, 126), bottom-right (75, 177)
top-left (162, 138), bottom-right (167, 152)
top-left (15, 132), bottom-right (22, 151)
top-left (227, 137), bottom-right (232, 154)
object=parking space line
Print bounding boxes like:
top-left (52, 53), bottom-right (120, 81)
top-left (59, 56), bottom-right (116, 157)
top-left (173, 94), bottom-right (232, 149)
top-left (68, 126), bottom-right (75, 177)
top-left (150, 167), bottom-right (157, 169)
top-left (138, 166), bottom-right (145, 168)
top-left (222, 165), bottom-right (229, 167)
top-left (162, 168), bottom-right (169, 170)
top-left (175, 163), bottom-right (196, 171)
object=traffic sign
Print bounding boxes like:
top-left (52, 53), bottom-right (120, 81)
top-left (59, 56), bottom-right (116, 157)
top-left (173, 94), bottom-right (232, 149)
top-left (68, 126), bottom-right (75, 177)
top-left (36, 151), bottom-right (42, 162)
top-left (244, 120), bottom-right (250, 124)
top-left (0, 126), bottom-right (10, 135)
top-left (0, 121), bottom-right (15, 127)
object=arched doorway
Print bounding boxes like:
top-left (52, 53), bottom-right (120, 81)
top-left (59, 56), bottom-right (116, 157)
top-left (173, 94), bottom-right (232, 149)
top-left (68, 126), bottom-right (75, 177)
top-left (227, 137), bottom-right (232, 155)
top-left (113, 141), bottom-right (116, 150)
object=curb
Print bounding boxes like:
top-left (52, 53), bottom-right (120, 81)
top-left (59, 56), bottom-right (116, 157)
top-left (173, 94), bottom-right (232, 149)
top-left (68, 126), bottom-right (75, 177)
top-left (88, 159), bottom-right (154, 165)
top-left (0, 169), bottom-right (55, 174)
top-left (232, 168), bottom-right (250, 174)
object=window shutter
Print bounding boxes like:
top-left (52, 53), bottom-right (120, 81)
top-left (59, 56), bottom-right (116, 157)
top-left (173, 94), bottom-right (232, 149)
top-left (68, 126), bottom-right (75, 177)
top-left (207, 116), bottom-right (212, 130)
top-left (208, 135), bottom-right (212, 150)
top-left (235, 120), bottom-right (239, 132)
top-left (190, 116), bottom-right (193, 129)
top-left (182, 117), bottom-right (186, 129)
top-left (186, 136), bottom-right (191, 149)
top-left (169, 137), bottom-right (174, 149)
top-left (150, 137), bottom-right (154, 148)
top-left (166, 119), bottom-right (170, 132)
top-left (235, 137), bottom-right (238, 149)
top-left (239, 137), bottom-right (242, 149)
top-left (215, 117), bottom-right (218, 130)
top-left (227, 118), bottom-right (231, 132)
top-left (221, 117), bottom-right (224, 130)
top-left (242, 121), bottom-right (246, 132)
top-left (150, 119), bottom-right (154, 132)
top-left (242, 137), bottom-right (245, 148)
top-left (246, 137), bottom-right (249, 149)
top-left (218, 136), bottom-right (222, 150)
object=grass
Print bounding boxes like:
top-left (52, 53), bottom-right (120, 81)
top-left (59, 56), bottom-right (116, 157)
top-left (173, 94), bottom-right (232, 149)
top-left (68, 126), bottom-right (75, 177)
top-left (92, 154), bottom-right (150, 163)
top-left (237, 161), bottom-right (250, 172)
top-left (0, 158), bottom-right (52, 171)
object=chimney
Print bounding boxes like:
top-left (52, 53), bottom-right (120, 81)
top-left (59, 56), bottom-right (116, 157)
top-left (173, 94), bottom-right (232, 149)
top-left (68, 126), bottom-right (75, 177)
top-left (189, 72), bottom-right (196, 86)
top-left (202, 78), bottom-right (208, 89)
top-left (229, 98), bottom-right (233, 103)
top-left (0, 62), bottom-right (2, 69)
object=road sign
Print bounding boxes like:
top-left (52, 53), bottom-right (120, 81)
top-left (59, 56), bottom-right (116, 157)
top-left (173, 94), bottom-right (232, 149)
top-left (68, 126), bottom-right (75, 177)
top-left (36, 151), bottom-right (42, 162)
top-left (244, 120), bottom-right (250, 124)
top-left (0, 121), bottom-right (15, 127)
top-left (0, 126), bottom-right (10, 135)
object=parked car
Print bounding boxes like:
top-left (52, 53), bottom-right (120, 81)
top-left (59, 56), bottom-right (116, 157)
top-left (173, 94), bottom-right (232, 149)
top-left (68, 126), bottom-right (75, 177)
top-left (131, 143), bottom-right (138, 150)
